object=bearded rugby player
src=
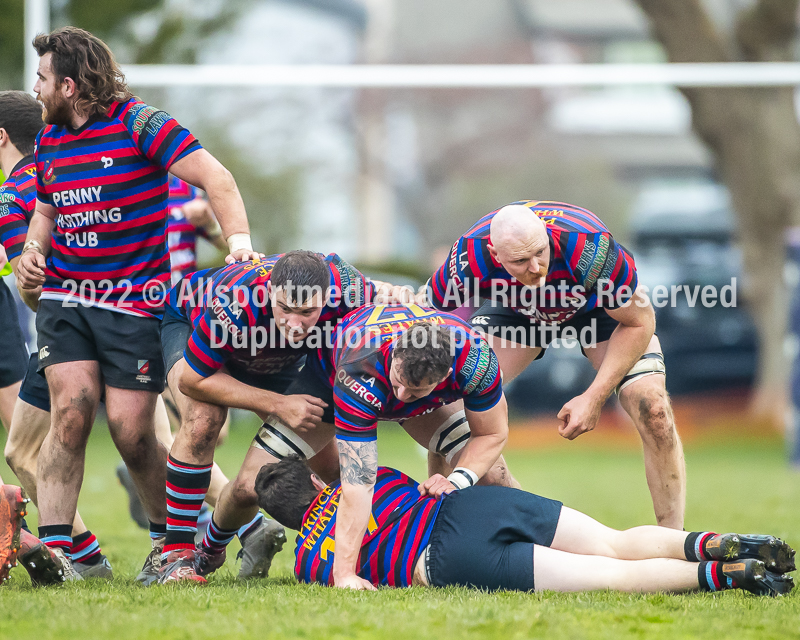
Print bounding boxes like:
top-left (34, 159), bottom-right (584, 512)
top-left (15, 27), bottom-right (258, 580)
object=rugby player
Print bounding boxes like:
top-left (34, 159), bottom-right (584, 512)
top-left (206, 304), bottom-right (517, 590)
top-left (14, 27), bottom-right (257, 580)
top-left (0, 90), bottom-right (106, 581)
top-left (422, 201), bottom-right (686, 528)
top-left (257, 457), bottom-right (796, 596)
top-left (156, 250), bottom-right (380, 583)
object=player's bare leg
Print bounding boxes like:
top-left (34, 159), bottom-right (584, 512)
top-left (5, 399), bottom-right (88, 536)
top-left (585, 336), bottom-right (685, 529)
top-left (405, 402), bottom-right (521, 488)
top-left (0, 380), bottom-right (21, 433)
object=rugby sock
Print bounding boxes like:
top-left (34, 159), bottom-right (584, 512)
top-left (38, 524), bottom-right (73, 559)
top-left (237, 512), bottom-right (265, 542)
top-left (149, 521), bottom-right (167, 541)
top-left (164, 455), bottom-right (212, 559)
top-left (71, 531), bottom-right (102, 565)
top-left (685, 532), bottom-right (717, 561)
top-left (201, 517), bottom-right (238, 554)
top-left (697, 561), bottom-right (732, 592)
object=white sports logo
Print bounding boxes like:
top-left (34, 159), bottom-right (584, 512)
top-left (471, 316), bottom-right (490, 326)
top-left (39, 346), bottom-right (50, 359)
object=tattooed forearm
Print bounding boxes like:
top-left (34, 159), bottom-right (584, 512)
top-left (337, 439), bottom-right (378, 486)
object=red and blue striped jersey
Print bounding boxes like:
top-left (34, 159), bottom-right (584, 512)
top-left (313, 304), bottom-right (503, 442)
top-left (34, 98), bottom-right (202, 318)
top-left (167, 175), bottom-right (209, 283)
top-left (295, 467), bottom-right (442, 587)
top-left (0, 156), bottom-right (37, 261)
top-left (167, 253), bottom-right (375, 378)
top-left (428, 201), bottom-right (638, 323)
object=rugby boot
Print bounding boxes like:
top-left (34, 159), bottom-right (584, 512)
top-left (706, 534), bottom-right (796, 573)
top-left (73, 554), bottom-right (113, 580)
top-left (195, 544), bottom-right (226, 578)
top-left (157, 549), bottom-right (207, 584)
top-left (18, 529), bottom-right (65, 586)
top-left (135, 536), bottom-right (164, 586)
top-left (51, 547), bottom-right (83, 582)
top-left (116, 462), bottom-right (149, 530)
top-left (236, 517), bottom-right (286, 580)
top-left (722, 559), bottom-right (794, 597)
top-left (0, 485), bottom-right (28, 585)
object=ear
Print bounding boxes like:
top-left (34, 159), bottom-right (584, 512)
top-left (267, 280), bottom-right (274, 299)
top-left (487, 242), bottom-right (498, 260)
top-left (311, 473), bottom-right (326, 492)
top-left (0, 128), bottom-right (7, 148)
top-left (445, 367), bottom-right (453, 380)
top-left (62, 77), bottom-right (77, 98)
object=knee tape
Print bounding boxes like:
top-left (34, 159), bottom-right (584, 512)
top-left (252, 416), bottom-right (316, 460)
top-left (428, 410), bottom-right (470, 464)
top-left (616, 352), bottom-right (666, 395)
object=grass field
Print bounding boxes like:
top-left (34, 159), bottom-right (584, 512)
top-left (1, 419), bottom-right (799, 640)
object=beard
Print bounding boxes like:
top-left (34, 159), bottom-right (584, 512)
top-left (39, 92), bottom-right (73, 126)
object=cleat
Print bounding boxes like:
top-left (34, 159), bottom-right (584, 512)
top-left (19, 530), bottom-right (66, 586)
top-left (722, 559), bottom-right (795, 597)
top-left (236, 518), bottom-right (286, 580)
top-left (0, 485), bottom-right (28, 585)
top-left (116, 462), bottom-right (149, 530)
top-left (707, 534), bottom-right (796, 573)
top-left (73, 554), bottom-right (113, 580)
top-left (136, 537), bottom-right (164, 587)
top-left (50, 548), bottom-right (82, 582)
top-left (157, 549), bottom-right (207, 584)
top-left (195, 544), bottom-right (226, 578)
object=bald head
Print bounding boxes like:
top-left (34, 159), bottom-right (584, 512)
top-left (488, 204), bottom-right (550, 287)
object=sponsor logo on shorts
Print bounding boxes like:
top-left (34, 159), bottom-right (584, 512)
top-left (138, 360), bottom-right (150, 374)
top-left (39, 346), bottom-right (50, 359)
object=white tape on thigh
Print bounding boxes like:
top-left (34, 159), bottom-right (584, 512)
top-left (253, 416), bottom-right (316, 459)
top-left (428, 410), bottom-right (470, 464)
top-left (616, 352), bottom-right (666, 394)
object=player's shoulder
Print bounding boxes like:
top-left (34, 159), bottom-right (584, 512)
top-left (532, 201), bottom-right (611, 236)
top-left (463, 210), bottom-right (496, 239)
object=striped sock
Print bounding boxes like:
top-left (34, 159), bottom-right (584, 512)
top-left (698, 561), bottom-right (733, 592)
top-left (202, 516), bottom-right (238, 554)
top-left (71, 531), bottom-right (102, 565)
top-left (163, 455), bottom-right (212, 560)
top-left (685, 532), bottom-right (717, 561)
top-left (149, 520), bottom-right (167, 541)
top-left (38, 524), bottom-right (73, 559)
top-left (238, 512), bottom-right (265, 541)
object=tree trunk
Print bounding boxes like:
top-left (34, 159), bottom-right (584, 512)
top-left (634, 0), bottom-right (800, 424)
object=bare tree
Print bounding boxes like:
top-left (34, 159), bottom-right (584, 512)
top-left (634, 0), bottom-right (800, 423)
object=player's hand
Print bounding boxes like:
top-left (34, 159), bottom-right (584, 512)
top-left (0, 245), bottom-right (8, 272)
top-left (414, 289), bottom-right (430, 307)
top-left (272, 394), bottom-right (328, 431)
top-left (374, 284), bottom-right (416, 305)
top-left (557, 392), bottom-right (603, 441)
top-left (16, 250), bottom-right (47, 289)
top-left (225, 249), bottom-right (265, 264)
top-left (419, 473), bottom-right (456, 498)
top-left (334, 573), bottom-right (377, 591)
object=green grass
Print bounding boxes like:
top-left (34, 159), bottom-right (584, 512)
top-left (1, 422), bottom-right (799, 640)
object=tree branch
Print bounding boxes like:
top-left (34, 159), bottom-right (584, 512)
top-left (735, 0), bottom-right (799, 61)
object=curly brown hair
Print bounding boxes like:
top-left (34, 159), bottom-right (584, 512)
top-left (33, 27), bottom-right (134, 118)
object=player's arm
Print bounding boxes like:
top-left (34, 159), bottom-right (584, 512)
top-left (178, 365), bottom-right (326, 430)
top-left (332, 437), bottom-right (378, 591)
top-left (169, 150), bottom-right (258, 262)
top-left (558, 285), bottom-right (654, 440)
top-left (370, 279), bottom-right (416, 304)
top-left (181, 197), bottom-right (229, 252)
top-left (15, 201), bottom-right (56, 291)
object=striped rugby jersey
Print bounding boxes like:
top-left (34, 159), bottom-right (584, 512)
top-left (0, 156), bottom-right (37, 262)
top-left (166, 253), bottom-right (375, 378)
top-left (311, 304), bottom-right (503, 442)
top-left (167, 175), bottom-right (209, 283)
top-left (428, 201), bottom-right (638, 323)
top-left (34, 99), bottom-right (202, 318)
top-left (295, 467), bottom-right (442, 587)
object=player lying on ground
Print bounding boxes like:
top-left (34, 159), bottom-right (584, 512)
top-left (192, 306), bottom-right (519, 589)
top-left (256, 458), bottom-right (796, 596)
